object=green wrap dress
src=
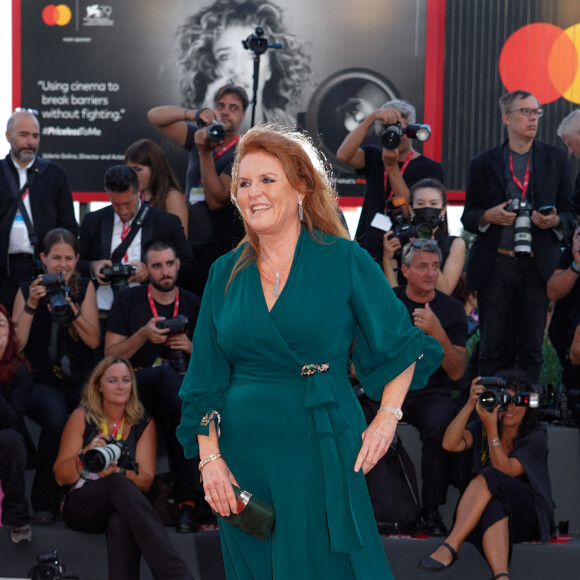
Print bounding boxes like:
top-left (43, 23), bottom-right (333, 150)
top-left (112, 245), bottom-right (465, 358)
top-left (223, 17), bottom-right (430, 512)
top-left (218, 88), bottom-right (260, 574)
top-left (178, 228), bottom-right (443, 579)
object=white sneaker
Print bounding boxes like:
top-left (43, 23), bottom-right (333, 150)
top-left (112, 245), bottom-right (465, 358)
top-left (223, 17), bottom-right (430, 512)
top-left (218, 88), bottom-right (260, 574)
top-left (10, 524), bottom-right (32, 543)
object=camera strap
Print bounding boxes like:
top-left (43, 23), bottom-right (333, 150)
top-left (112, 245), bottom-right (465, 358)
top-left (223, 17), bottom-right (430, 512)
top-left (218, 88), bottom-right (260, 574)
top-left (509, 150), bottom-right (530, 198)
top-left (102, 417), bottom-right (124, 439)
top-left (148, 284), bottom-right (179, 318)
top-left (383, 150), bottom-right (414, 205)
top-left (110, 203), bottom-right (149, 263)
top-left (213, 135), bottom-right (240, 160)
top-left (0, 158), bottom-right (39, 248)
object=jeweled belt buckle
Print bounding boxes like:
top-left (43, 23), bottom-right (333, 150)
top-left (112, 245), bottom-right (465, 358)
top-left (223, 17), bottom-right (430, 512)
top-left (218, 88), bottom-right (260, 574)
top-left (300, 363), bottom-right (330, 376)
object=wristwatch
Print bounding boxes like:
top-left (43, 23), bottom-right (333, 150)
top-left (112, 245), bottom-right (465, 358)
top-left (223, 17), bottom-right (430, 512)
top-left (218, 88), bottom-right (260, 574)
top-left (378, 406), bottom-right (403, 420)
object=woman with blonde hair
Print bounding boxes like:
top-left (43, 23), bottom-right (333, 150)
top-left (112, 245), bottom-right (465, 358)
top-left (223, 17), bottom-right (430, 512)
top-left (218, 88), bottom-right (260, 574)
top-left (54, 355), bottom-right (193, 580)
top-left (178, 122), bottom-right (443, 579)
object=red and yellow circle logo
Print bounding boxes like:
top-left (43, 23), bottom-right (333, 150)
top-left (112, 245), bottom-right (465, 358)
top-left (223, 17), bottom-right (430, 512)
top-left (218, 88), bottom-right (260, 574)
top-left (42, 4), bottom-right (72, 26)
top-left (500, 23), bottom-right (580, 104)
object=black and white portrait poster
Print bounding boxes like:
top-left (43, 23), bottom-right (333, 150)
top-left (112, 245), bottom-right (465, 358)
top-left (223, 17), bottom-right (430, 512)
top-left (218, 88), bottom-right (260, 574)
top-left (16, 0), bottom-right (430, 197)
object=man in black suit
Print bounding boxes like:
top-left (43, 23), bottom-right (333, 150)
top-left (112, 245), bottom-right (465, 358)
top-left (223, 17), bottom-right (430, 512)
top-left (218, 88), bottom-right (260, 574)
top-left (0, 110), bottom-right (77, 310)
top-left (78, 165), bottom-right (194, 319)
top-left (461, 90), bottom-right (575, 382)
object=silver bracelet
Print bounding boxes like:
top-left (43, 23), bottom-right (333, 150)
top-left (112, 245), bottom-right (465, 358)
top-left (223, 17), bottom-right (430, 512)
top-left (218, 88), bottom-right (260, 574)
top-left (377, 406), bottom-right (403, 420)
top-left (198, 452), bottom-right (222, 471)
top-left (488, 438), bottom-right (501, 447)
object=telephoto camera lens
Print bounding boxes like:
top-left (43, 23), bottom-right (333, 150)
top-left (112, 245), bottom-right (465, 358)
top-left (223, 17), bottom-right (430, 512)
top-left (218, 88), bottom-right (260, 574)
top-left (83, 443), bottom-right (122, 473)
top-left (514, 200), bottom-right (533, 257)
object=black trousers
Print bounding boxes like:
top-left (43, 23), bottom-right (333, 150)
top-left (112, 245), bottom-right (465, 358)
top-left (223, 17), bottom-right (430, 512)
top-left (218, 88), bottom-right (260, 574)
top-left (477, 254), bottom-right (548, 383)
top-left (0, 253), bottom-right (36, 311)
top-left (135, 367), bottom-right (201, 504)
top-left (466, 467), bottom-right (540, 559)
top-left (26, 381), bottom-right (82, 512)
top-left (63, 474), bottom-right (194, 580)
top-left (0, 428), bottom-right (30, 527)
top-left (401, 390), bottom-right (455, 508)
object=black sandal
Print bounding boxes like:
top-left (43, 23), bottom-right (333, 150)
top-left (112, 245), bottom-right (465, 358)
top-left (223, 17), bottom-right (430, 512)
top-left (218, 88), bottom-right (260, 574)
top-left (491, 574), bottom-right (510, 579)
top-left (417, 541), bottom-right (459, 571)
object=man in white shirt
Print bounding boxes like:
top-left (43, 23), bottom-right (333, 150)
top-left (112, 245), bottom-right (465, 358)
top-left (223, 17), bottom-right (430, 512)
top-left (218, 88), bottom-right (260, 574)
top-left (0, 110), bottom-right (77, 310)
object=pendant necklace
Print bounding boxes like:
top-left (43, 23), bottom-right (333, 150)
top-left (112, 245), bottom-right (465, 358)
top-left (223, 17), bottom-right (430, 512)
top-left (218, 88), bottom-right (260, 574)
top-left (260, 251), bottom-right (294, 298)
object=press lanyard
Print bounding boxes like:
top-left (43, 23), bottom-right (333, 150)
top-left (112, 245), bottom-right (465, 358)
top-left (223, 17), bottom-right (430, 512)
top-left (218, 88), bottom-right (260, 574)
top-left (147, 284), bottom-right (179, 318)
top-left (384, 151), bottom-right (414, 199)
top-left (102, 417), bottom-right (124, 440)
top-left (509, 151), bottom-right (530, 199)
top-left (213, 136), bottom-right (240, 160)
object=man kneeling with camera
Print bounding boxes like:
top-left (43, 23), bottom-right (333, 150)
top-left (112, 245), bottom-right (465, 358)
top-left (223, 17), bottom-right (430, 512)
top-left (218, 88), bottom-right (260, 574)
top-left (104, 240), bottom-right (202, 533)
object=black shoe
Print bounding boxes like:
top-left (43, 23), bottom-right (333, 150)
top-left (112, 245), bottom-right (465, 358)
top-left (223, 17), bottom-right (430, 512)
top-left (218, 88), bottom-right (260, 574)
top-left (418, 541), bottom-right (458, 571)
top-left (31, 510), bottom-right (56, 526)
top-left (421, 506), bottom-right (447, 537)
top-left (176, 504), bottom-right (199, 534)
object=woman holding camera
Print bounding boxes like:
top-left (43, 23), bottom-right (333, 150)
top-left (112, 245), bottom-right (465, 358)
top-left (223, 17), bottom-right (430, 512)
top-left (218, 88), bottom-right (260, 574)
top-left (125, 139), bottom-right (189, 236)
top-left (418, 373), bottom-right (555, 579)
top-left (382, 178), bottom-right (465, 294)
top-left (54, 355), bottom-right (193, 580)
top-left (12, 228), bottom-right (100, 525)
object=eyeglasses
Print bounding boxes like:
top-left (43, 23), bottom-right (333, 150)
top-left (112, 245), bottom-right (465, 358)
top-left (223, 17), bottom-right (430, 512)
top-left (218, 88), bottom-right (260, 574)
top-left (13, 107), bottom-right (39, 115)
top-left (509, 107), bottom-right (544, 118)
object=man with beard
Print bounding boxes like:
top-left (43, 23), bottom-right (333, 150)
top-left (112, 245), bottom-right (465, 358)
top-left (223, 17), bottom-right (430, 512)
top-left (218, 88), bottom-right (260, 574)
top-left (0, 110), bottom-right (77, 309)
top-left (148, 85), bottom-right (247, 294)
top-left (105, 240), bottom-right (203, 533)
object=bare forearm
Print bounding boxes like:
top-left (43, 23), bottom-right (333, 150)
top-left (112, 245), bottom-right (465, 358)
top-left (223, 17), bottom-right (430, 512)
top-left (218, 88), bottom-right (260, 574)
top-left (442, 403), bottom-right (474, 451)
top-left (336, 114), bottom-right (376, 166)
top-left (199, 154), bottom-right (229, 208)
top-left (547, 268), bottom-right (578, 302)
top-left (104, 330), bottom-right (147, 360)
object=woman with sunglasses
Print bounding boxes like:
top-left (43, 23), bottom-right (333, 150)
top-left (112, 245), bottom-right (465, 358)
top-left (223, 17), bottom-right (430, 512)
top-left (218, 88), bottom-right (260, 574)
top-left (382, 178), bottom-right (465, 295)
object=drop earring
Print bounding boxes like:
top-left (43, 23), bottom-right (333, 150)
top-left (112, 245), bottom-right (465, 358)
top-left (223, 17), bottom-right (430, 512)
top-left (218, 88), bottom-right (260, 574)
top-left (298, 200), bottom-right (304, 221)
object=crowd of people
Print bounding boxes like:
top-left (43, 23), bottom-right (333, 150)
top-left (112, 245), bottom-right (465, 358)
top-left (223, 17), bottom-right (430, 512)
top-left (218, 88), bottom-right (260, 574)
top-left (0, 86), bottom-right (575, 579)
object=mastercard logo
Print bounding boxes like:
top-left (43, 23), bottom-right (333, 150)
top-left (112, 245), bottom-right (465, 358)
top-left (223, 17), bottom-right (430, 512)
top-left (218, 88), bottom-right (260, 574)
top-left (500, 23), bottom-right (580, 105)
top-left (42, 4), bottom-right (72, 26)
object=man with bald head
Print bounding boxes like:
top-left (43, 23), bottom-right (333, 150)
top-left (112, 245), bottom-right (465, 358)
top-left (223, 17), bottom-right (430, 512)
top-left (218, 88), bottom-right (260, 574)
top-left (0, 110), bottom-right (77, 309)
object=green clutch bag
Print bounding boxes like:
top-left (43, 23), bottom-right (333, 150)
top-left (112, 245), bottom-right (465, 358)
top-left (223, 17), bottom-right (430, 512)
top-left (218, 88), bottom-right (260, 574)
top-left (215, 485), bottom-right (275, 541)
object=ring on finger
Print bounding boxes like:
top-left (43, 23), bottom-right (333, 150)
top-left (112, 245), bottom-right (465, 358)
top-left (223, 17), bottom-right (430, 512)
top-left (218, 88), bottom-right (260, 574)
top-left (204, 495), bottom-right (212, 501)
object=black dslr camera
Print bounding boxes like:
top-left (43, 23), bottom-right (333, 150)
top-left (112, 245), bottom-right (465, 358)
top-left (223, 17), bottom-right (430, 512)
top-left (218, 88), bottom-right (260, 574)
top-left (100, 262), bottom-right (137, 295)
top-left (381, 122), bottom-right (431, 150)
top-left (38, 273), bottom-right (74, 326)
top-left (82, 435), bottom-right (139, 474)
top-left (156, 314), bottom-right (189, 376)
top-left (198, 119), bottom-right (226, 143)
top-left (28, 550), bottom-right (79, 579)
top-left (477, 376), bottom-right (539, 412)
top-left (385, 196), bottom-right (432, 248)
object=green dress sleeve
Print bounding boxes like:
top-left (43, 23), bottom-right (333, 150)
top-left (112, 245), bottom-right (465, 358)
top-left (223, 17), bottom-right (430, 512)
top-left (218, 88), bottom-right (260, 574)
top-left (177, 265), bottom-right (231, 458)
top-left (349, 242), bottom-right (443, 400)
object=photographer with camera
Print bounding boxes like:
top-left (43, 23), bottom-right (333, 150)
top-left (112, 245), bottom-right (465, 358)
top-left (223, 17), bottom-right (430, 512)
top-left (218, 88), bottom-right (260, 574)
top-left (12, 228), bottom-right (100, 526)
top-left (382, 178), bottom-right (466, 294)
top-left (54, 355), bottom-right (194, 580)
top-left (418, 372), bottom-right (554, 578)
top-left (78, 165), bottom-right (193, 331)
top-left (148, 85), bottom-right (248, 295)
top-left (461, 90), bottom-right (575, 383)
top-left (104, 240), bottom-right (202, 533)
top-left (336, 99), bottom-right (444, 265)
top-left (392, 239), bottom-right (467, 536)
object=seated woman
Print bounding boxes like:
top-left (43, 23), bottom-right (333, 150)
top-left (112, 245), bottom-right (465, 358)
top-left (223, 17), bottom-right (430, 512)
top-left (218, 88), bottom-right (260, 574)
top-left (12, 228), bottom-right (100, 524)
top-left (382, 178), bottom-right (466, 294)
top-left (0, 304), bottom-right (34, 543)
top-left (125, 139), bottom-right (189, 236)
top-left (54, 355), bottom-right (193, 580)
top-left (418, 372), bottom-right (555, 580)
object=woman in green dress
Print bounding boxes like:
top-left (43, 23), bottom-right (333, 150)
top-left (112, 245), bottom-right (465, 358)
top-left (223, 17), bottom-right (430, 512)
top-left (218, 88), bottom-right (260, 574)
top-left (177, 122), bottom-right (443, 579)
